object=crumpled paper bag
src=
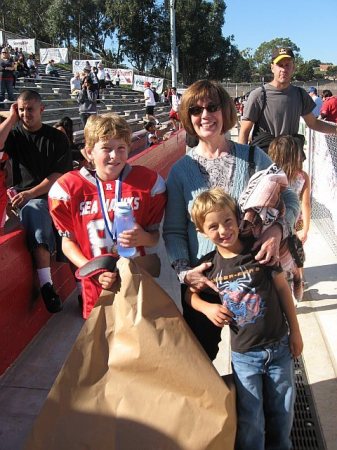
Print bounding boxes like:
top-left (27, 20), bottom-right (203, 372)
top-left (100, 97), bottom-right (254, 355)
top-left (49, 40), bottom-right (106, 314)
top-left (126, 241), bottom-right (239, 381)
top-left (25, 257), bottom-right (236, 450)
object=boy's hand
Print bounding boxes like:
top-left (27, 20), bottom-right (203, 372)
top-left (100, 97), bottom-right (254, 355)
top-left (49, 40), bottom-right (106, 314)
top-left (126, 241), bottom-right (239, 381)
top-left (97, 270), bottom-right (118, 290)
top-left (203, 303), bottom-right (233, 327)
top-left (289, 329), bottom-right (303, 358)
top-left (117, 223), bottom-right (146, 248)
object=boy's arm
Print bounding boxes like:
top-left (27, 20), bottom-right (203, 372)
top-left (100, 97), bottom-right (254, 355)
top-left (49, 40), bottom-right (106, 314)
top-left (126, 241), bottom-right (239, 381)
top-left (273, 272), bottom-right (303, 358)
top-left (187, 288), bottom-right (233, 328)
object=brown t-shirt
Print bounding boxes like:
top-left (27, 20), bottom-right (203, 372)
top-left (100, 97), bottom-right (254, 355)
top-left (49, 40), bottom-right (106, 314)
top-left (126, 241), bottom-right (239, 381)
top-left (200, 245), bottom-right (287, 353)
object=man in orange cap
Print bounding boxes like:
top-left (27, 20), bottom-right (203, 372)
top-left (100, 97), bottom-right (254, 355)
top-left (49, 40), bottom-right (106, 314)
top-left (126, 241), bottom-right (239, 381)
top-left (239, 47), bottom-right (337, 152)
top-left (143, 80), bottom-right (158, 124)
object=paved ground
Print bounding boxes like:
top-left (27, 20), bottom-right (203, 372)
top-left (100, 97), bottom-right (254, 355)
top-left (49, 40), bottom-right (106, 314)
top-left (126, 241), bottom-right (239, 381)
top-left (1, 128), bottom-right (337, 449)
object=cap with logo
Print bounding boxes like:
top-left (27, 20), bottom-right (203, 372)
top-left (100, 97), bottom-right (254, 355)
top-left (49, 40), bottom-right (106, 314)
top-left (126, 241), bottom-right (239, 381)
top-left (271, 48), bottom-right (295, 64)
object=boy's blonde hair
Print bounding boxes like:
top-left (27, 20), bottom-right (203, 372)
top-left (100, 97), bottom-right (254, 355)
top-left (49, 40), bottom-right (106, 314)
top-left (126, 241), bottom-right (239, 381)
top-left (84, 113), bottom-right (132, 150)
top-left (191, 188), bottom-right (238, 231)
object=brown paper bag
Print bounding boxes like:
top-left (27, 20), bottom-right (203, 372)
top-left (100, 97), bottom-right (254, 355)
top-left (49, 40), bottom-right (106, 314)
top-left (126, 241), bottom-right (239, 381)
top-left (25, 258), bottom-right (236, 450)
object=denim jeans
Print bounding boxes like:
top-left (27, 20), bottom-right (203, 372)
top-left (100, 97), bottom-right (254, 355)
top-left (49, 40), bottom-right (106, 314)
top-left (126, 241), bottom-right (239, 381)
top-left (0, 78), bottom-right (15, 103)
top-left (20, 198), bottom-right (55, 254)
top-left (232, 334), bottom-right (295, 450)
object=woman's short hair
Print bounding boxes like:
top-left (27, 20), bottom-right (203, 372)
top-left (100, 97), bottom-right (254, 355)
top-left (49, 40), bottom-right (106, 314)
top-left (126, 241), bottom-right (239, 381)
top-left (179, 79), bottom-right (237, 136)
top-left (84, 113), bottom-right (132, 149)
top-left (191, 187), bottom-right (238, 231)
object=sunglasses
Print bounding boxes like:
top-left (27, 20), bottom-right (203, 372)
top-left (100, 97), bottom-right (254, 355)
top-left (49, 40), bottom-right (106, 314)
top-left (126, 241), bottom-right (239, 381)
top-left (188, 103), bottom-right (220, 116)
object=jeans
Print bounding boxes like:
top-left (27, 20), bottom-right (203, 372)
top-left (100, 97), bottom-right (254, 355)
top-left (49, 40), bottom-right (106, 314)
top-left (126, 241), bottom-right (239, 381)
top-left (20, 198), bottom-right (55, 253)
top-left (0, 78), bottom-right (15, 106)
top-left (232, 334), bottom-right (295, 450)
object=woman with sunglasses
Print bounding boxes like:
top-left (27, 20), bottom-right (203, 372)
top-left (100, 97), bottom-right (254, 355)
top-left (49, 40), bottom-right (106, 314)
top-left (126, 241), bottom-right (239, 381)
top-left (163, 79), bottom-right (299, 359)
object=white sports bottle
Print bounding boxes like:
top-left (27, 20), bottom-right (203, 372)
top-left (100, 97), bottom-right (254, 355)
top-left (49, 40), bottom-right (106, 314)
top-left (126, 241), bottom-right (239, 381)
top-left (115, 202), bottom-right (136, 257)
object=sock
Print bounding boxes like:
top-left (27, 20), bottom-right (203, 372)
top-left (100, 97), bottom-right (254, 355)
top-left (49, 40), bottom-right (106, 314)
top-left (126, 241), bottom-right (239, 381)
top-left (37, 267), bottom-right (53, 287)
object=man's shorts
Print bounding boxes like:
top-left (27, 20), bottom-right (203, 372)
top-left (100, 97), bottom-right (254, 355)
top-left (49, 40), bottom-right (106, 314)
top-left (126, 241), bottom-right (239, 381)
top-left (20, 198), bottom-right (55, 253)
top-left (146, 105), bottom-right (155, 115)
top-left (169, 109), bottom-right (180, 121)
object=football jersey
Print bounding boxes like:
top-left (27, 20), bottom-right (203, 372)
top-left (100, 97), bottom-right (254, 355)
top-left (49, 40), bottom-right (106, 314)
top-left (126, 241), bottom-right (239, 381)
top-left (49, 164), bottom-right (166, 318)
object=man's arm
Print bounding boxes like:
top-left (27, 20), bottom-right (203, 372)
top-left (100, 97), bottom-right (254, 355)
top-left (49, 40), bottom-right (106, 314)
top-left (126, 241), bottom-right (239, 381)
top-left (0, 104), bottom-right (19, 150)
top-left (303, 112), bottom-right (337, 134)
top-left (238, 119), bottom-right (255, 144)
top-left (12, 172), bottom-right (64, 208)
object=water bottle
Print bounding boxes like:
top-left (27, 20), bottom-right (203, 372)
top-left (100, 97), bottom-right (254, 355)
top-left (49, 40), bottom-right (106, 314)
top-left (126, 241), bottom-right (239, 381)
top-left (115, 202), bottom-right (136, 257)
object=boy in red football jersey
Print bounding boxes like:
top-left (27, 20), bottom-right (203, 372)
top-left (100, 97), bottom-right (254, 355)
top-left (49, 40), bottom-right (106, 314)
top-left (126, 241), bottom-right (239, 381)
top-left (49, 113), bottom-right (166, 318)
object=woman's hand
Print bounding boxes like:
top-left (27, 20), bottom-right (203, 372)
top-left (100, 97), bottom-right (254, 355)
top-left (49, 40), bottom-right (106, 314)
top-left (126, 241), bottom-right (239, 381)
top-left (253, 224), bottom-right (282, 265)
top-left (97, 271), bottom-right (118, 290)
top-left (296, 229), bottom-right (307, 244)
top-left (185, 262), bottom-right (219, 293)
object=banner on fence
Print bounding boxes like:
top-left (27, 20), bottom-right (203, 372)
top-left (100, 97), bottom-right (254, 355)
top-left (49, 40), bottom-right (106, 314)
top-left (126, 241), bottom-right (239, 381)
top-left (105, 68), bottom-right (133, 85)
top-left (40, 48), bottom-right (68, 64)
top-left (72, 59), bottom-right (101, 74)
top-left (7, 38), bottom-right (35, 54)
top-left (133, 74), bottom-right (164, 94)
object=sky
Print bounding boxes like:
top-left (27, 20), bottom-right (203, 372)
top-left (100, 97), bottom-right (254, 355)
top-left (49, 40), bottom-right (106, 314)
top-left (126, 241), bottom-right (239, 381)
top-left (223, 0), bottom-right (337, 65)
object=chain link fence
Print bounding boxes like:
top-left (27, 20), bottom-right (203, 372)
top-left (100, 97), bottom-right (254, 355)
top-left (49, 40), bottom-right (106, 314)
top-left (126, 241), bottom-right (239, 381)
top-left (304, 122), bottom-right (337, 256)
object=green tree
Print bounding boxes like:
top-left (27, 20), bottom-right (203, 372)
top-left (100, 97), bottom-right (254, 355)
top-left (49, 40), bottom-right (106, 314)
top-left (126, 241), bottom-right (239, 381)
top-left (231, 55), bottom-right (252, 83)
top-left (107, 0), bottom-right (160, 72)
top-left (294, 62), bottom-right (314, 82)
top-left (326, 65), bottom-right (337, 81)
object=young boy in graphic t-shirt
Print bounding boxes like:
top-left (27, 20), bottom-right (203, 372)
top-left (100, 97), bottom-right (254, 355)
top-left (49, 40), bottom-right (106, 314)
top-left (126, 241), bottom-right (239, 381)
top-left (188, 187), bottom-right (303, 450)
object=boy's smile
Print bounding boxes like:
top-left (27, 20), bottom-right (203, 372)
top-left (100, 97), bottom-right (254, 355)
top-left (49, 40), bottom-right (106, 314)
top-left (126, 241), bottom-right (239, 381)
top-left (202, 207), bottom-right (243, 258)
top-left (87, 137), bottom-right (129, 181)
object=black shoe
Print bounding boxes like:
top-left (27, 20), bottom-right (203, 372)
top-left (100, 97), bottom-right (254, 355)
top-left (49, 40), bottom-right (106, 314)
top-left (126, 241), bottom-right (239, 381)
top-left (78, 294), bottom-right (83, 309)
top-left (41, 282), bottom-right (63, 313)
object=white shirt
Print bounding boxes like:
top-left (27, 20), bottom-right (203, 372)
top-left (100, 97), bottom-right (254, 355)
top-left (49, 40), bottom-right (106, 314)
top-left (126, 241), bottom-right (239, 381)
top-left (144, 88), bottom-right (156, 107)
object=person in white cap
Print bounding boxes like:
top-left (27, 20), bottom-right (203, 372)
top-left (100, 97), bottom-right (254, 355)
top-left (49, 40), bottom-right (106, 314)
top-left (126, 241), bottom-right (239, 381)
top-left (238, 47), bottom-right (337, 153)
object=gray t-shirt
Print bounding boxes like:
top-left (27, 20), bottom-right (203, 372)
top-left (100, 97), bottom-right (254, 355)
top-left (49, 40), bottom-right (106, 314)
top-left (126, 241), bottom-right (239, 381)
top-left (242, 84), bottom-right (315, 136)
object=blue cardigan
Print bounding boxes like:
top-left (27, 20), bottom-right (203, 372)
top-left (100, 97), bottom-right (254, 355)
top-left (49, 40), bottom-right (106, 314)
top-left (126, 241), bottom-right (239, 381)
top-left (163, 142), bottom-right (299, 267)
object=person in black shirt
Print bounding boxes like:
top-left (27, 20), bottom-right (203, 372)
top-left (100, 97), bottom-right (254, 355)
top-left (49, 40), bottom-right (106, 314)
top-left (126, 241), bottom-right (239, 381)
top-left (188, 187), bottom-right (303, 450)
top-left (0, 90), bottom-right (72, 313)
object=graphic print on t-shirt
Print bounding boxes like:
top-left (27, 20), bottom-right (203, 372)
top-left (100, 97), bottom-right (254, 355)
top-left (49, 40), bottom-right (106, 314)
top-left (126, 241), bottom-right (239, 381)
top-left (214, 265), bottom-right (265, 327)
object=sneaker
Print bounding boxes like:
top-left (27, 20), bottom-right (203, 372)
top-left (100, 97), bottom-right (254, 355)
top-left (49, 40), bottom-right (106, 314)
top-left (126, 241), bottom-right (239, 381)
top-left (41, 282), bottom-right (63, 313)
top-left (293, 278), bottom-right (304, 302)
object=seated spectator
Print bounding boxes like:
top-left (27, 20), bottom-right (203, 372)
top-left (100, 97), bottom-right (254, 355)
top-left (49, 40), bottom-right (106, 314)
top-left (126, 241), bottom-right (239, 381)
top-left (45, 60), bottom-right (59, 77)
top-left (26, 54), bottom-right (38, 78)
top-left (70, 72), bottom-right (81, 94)
top-left (0, 92), bottom-right (72, 313)
top-left (53, 116), bottom-right (85, 168)
top-left (16, 55), bottom-right (29, 78)
top-left (144, 121), bottom-right (159, 147)
top-left (0, 48), bottom-right (15, 107)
